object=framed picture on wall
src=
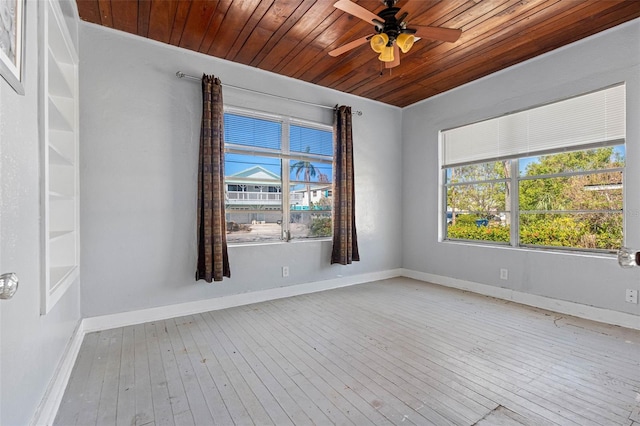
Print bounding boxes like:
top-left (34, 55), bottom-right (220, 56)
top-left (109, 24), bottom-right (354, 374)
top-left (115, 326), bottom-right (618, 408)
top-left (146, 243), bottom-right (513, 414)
top-left (0, 0), bottom-right (24, 95)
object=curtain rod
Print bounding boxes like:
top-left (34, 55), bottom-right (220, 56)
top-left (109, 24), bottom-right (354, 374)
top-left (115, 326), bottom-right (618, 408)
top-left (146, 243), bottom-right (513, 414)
top-left (175, 71), bottom-right (363, 116)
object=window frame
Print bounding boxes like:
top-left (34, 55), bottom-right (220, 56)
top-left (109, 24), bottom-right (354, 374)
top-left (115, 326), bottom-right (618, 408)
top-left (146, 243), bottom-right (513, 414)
top-left (442, 145), bottom-right (625, 253)
top-left (224, 106), bottom-right (334, 244)
top-left (442, 164), bottom-right (512, 247)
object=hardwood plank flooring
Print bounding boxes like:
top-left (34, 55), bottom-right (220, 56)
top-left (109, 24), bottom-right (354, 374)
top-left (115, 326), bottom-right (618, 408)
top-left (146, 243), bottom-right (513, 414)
top-left (55, 278), bottom-right (640, 425)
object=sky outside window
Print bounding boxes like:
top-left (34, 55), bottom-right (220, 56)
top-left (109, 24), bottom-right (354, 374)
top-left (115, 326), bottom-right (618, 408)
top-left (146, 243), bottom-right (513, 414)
top-left (225, 153), bottom-right (281, 177)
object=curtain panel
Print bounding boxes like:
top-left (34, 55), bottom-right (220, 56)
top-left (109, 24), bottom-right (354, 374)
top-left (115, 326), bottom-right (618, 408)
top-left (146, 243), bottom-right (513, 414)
top-left (196, 74), bottom-right (231, 282)
top-left (331, 105), bottom-right (360, 265)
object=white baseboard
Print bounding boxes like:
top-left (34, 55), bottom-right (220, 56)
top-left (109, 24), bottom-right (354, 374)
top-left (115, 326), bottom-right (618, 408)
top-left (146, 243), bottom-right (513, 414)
top-left (82, 269), bottom-right (402, 333)
top-left (30, 320), bottom-right (85, 426)
top-left (401, 268), bottom-right (640, 331)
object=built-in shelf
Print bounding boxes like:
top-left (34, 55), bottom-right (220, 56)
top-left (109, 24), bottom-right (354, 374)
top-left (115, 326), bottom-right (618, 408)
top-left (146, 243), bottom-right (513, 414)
top-left (48, 96), bottom-right (74, 131)
top-left (48, 163), bottom-right (75, 198)
top-left (49, 266), bottom-right (78, 293)
top-left (50, 230), bottom-right (73, 241)
top-left (49, 145), bottom-right (72, 166)
top-left (49, 129), bottom-right (75, 161)
top-left (49, 190), bottom-right (73, 200)
top-left (47, 50), bottom-right (73, 98)
top-left (41, 0), bottom-right (79, 315)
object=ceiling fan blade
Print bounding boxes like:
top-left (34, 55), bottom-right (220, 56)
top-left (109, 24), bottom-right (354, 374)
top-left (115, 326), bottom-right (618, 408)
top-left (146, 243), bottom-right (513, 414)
top-left (333, 0), bottom-right (379, 24)
top-left (328, 36), bottom-right (372, 57)
top-left (414, 26), bottom-right (462, 43)
top-left (385, 44), bottom-right (400, 69)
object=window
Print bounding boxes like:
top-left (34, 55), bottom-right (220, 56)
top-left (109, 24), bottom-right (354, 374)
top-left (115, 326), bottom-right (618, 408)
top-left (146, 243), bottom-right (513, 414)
top-left (442, 85), bottom-right (626, 252)
top-left (224, 109), bottom-right (333, 243)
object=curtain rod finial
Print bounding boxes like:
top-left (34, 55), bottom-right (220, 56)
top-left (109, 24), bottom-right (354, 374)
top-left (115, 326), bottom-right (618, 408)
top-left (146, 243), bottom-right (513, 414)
top-left (176, 71), bottom-right (185, 78)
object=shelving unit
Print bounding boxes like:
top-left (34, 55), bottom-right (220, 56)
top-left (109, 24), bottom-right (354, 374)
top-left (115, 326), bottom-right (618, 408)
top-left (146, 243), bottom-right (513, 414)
top-left (40, 0), bottom-right (79, 314)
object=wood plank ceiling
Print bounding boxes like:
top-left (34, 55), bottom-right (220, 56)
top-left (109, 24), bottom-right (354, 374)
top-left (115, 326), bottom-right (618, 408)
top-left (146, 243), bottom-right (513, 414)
top-left (76, 0), bottom-right (640, 108)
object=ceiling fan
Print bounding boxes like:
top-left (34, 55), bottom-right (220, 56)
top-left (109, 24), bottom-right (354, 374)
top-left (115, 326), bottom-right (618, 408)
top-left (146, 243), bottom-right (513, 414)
top-left (328, 0), bottom-right (462, 68)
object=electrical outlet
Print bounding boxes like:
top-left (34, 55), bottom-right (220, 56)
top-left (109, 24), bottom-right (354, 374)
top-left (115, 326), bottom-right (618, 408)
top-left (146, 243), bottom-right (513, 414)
top-left (282, 266), bottom-right (289, 277)
top-left (625, 289), bottom-right (638, 304)
top-left (500, 268), bottom-right (508, 280)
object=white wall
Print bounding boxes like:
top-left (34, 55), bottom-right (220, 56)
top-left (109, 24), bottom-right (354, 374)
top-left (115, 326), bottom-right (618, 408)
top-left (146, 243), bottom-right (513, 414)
top-left (79, 23), bottom-right (403, 318)
top-left (0, 1), bottom-right (81, 425)
top-left (402, 19), bottom-right (640, 316)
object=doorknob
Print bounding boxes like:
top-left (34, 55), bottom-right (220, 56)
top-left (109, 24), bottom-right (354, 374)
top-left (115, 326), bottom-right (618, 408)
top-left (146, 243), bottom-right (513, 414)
top-left (0, 272), bottom-right (19, 299)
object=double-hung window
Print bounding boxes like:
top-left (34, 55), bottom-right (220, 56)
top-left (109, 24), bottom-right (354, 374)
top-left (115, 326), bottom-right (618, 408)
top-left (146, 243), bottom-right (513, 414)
top-left (224, 108), bottom-right (333, 244)
top-left (442, 84), bottom-right (626, 252)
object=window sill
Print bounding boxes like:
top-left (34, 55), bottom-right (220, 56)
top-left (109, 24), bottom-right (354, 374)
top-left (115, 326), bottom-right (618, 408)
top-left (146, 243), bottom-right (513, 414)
top-left (439, 239), bottom-right (616, 260)
top-left (228, 237), bottom-right (332, 249)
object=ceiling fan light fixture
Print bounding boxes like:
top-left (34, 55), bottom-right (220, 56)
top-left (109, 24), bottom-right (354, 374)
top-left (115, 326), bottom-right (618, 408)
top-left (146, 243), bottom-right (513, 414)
top-left (330, 0), bottom-right (464, 68)
top-left (396, 33), bottom-right (415, 53)
top-left (370, 33), bottom-right (389, 53)
top-left (378, 45), bottom-right (395, 62)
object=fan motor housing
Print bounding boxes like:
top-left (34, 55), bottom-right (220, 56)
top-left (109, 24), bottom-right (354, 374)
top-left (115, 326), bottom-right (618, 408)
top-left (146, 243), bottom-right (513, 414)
top-left (375, 5), bottom-right (416, 46)
top-left (377, 7), bottom-right (400, 43)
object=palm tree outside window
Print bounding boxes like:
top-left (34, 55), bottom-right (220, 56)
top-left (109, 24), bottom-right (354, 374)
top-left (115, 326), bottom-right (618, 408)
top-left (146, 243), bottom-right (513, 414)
top-left (291, 147), bottom-right (320, 208)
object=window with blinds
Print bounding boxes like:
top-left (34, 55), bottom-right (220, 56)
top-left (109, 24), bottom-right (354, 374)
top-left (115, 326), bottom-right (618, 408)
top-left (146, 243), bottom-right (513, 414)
top-left (441, 84), bottom-right (626, 252)
top-left (224, 108), bottom-right (333, 243)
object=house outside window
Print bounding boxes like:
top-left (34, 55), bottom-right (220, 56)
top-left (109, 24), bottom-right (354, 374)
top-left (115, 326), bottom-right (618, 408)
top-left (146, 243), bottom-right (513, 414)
top-left (441, 84), bottom-right (626, 253)
top-left (224, 108), bottom-right (333, 243)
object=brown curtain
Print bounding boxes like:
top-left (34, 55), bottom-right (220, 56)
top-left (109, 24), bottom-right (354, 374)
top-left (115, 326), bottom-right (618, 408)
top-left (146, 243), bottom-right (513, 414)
top-left (331, 105), bottom-right (360, 265)
top-left (196, 74), bottom-right (230, 282)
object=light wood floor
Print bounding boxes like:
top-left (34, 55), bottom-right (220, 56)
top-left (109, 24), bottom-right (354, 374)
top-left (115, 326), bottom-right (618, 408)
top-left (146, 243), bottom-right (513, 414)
top-left (55, 278), bottom-right (640, 426)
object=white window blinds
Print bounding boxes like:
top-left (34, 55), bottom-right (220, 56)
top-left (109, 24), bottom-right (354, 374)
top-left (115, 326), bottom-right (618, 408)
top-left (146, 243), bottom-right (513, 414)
top-left (442, 84), bottom-right (626, 167)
